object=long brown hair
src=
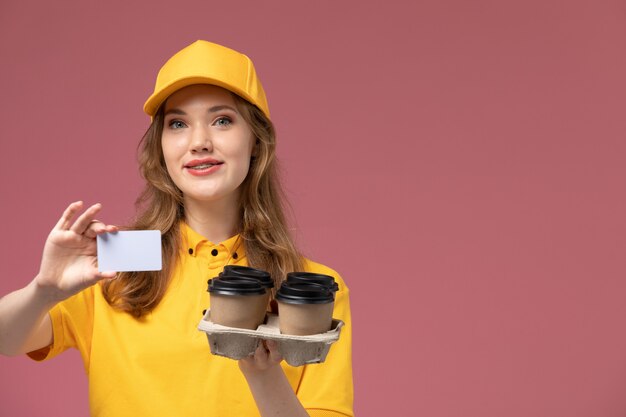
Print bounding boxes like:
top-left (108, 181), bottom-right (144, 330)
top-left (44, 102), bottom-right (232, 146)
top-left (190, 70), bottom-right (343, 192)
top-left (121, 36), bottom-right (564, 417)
top-left (102, 93), bottom-right (303, 317)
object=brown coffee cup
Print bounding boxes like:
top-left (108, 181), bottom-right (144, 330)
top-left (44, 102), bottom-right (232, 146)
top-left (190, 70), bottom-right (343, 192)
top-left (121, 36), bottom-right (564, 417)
top-left (275, 282), bottom-right (334, 335)
top-left (207, 277), bottom-right (268, 330)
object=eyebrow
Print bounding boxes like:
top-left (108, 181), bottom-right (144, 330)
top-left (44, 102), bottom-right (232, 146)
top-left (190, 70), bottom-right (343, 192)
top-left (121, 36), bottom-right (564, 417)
top-left (164, 105), bottom-right (238, 117)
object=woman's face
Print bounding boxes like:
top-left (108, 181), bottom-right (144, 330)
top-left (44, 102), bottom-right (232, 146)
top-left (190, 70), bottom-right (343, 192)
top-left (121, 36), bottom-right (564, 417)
top-left (161, 84), bottom-right (256, 207)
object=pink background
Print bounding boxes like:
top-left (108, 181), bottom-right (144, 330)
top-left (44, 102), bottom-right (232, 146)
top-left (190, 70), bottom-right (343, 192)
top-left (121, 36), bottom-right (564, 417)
top-left (1, 1), bottom-right (626, 415)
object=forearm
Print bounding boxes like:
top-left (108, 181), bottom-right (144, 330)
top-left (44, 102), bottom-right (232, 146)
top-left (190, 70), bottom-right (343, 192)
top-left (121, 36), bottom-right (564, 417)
top-left (0, 278), bottom-right (56, 356)
top-left (243, 365), bottom-right (310, 417)
top-left (0, 202), bottom-right (114, 357)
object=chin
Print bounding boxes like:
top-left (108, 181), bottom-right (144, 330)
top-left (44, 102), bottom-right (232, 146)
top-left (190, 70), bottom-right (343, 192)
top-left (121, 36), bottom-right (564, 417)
top-left (183, 190), bottom-right (240, 206)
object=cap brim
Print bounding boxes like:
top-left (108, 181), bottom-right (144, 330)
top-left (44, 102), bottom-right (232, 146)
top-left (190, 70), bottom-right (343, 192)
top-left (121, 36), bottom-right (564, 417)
top-left (143, 76), bottom-right (268, 118)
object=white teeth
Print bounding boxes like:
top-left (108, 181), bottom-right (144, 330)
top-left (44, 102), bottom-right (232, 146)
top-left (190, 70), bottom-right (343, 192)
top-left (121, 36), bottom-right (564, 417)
top-left (190, 163), bottom-right (214, 169)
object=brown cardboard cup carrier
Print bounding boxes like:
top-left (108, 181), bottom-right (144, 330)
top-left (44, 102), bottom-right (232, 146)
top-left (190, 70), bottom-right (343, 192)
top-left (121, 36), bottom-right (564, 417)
top-left (198, 311), bottom-right (343, 366)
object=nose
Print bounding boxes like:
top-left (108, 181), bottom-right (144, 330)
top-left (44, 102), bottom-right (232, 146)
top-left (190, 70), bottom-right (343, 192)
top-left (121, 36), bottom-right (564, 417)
top-left (190, 124), bottom-right (213, 153)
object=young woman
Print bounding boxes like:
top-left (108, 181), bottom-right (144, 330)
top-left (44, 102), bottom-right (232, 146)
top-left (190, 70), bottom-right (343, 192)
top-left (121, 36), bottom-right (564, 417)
top-left (0, 40), bottom-right (353, 417)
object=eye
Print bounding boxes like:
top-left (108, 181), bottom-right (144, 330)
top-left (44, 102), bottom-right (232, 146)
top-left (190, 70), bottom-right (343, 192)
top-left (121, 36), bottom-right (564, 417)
top-left (168, 120), bottom-right (186, 129)
top-left (213, 116), bottom-right (232, 127)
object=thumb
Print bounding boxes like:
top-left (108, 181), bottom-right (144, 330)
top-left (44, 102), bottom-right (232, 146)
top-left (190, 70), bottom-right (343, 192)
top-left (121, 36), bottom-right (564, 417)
top-left (265, 340), bottom-right (283, 363)
top-left (98, 271), bottom-right (118, 279)
top-left (84, 270), bottom-right (117, 286)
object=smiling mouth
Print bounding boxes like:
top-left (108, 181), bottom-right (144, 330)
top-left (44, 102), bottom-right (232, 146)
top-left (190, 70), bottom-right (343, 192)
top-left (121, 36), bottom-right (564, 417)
top-left (188, 162), bottom-right (221, 169)
top-left (185, 160), bottom-right (224, 170)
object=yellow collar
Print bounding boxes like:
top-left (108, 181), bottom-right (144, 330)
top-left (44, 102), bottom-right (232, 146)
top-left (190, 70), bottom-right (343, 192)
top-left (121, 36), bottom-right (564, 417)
top-left (181, 222), bottom-right (245, 262)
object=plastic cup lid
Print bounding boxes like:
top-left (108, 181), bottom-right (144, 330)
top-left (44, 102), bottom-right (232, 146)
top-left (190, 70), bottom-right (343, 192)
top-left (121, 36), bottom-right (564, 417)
top-left (275, 282), bottom-right (334, 305)
top-left (286, 272), bottom-right (339, 292)
top-left (207, 277), bottom-right (266, 296)
top-left (222, 265), bottom-right (274, 288)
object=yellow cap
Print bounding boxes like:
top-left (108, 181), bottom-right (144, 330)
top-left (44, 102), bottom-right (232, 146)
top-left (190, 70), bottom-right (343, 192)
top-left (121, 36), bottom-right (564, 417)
top-left (143, 40), bottom-right (270, 119)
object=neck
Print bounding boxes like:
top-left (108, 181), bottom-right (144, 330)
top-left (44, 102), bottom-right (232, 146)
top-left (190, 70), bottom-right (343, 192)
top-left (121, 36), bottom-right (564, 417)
top-left (183, 195), bottom-right (241, 243)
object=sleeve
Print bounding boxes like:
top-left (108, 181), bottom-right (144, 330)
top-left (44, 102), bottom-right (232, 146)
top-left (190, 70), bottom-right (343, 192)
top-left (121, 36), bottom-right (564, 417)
top-left (297, 261), bottom-right (354, 417)
top-left (26, 285), bottom-right (95, 370)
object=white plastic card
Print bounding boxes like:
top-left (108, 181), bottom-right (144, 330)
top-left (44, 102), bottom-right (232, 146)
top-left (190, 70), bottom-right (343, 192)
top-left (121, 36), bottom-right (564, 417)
top-left (97, 230), bottom-right (162, 272)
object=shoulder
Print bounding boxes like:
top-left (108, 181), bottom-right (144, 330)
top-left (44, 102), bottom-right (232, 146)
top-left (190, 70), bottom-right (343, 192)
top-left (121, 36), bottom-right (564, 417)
top-left (301, 258), bottom-right (350, 292)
